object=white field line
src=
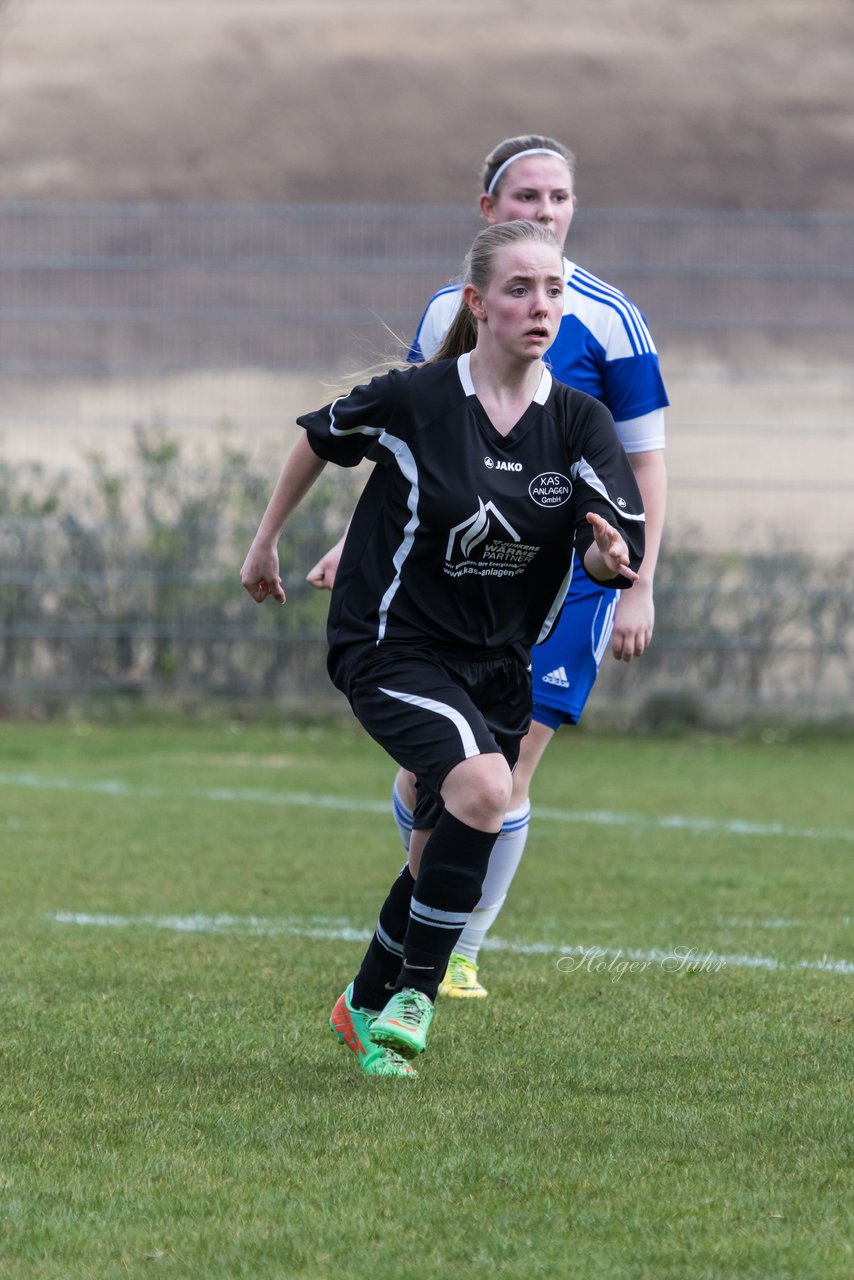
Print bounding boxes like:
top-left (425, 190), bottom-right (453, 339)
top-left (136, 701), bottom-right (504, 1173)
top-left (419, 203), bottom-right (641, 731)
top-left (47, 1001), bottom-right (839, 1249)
top-left (46, 911), bottom-right (854, 976)
top-left (3, 770), bottom-right (854, 843)
top-left (720, 916), bottom-right (851, 929)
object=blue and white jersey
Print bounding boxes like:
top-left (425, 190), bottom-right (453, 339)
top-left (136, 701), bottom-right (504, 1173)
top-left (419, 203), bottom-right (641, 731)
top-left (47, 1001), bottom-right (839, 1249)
top-left (407, 257), bottom-right (669, 453)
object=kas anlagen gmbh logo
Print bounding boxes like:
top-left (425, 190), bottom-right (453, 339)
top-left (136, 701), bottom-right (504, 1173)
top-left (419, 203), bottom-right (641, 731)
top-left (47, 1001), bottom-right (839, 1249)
top-left (445, 498), bottom-right (539, 579)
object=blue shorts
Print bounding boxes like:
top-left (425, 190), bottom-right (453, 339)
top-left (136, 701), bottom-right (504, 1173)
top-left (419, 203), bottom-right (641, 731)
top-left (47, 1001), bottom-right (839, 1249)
top-left (532, 554), bottom-right (617, 729)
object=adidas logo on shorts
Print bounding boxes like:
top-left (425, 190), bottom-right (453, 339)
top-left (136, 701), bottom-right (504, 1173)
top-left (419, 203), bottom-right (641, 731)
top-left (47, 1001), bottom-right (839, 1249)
top-left (542, 665), bottom-right (570, 689)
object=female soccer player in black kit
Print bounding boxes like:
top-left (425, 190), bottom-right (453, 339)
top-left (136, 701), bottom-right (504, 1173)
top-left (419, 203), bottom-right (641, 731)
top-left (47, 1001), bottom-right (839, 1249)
top-left (241, 220), bottom-right (645, 1078)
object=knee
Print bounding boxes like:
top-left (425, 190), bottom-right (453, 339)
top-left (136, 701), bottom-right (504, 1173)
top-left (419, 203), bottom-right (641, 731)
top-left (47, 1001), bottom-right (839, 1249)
top-left (442, 756), bottom-right (512, 831)
top-left (395, 768), bottom-right (418, 812)
top-left (480, 767), bottom-right (513, 822)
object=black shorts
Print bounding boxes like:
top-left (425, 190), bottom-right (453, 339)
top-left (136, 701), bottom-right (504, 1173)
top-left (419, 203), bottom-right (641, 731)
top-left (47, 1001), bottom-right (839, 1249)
top-left (344, 645), bottom-right (532, 829)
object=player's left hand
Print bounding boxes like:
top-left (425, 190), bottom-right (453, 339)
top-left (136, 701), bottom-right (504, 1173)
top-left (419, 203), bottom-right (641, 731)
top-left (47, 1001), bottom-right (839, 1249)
top-left (586, 512), bottom-right (638, 585)
top-left (305, 540), bottom-right (343, 591)
top-left (611, 582), bottom-right (654, 661)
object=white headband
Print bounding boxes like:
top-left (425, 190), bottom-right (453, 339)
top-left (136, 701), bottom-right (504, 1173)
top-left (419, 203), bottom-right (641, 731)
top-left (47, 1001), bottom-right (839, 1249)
top-left (485, 148), bottom-right (569, 196)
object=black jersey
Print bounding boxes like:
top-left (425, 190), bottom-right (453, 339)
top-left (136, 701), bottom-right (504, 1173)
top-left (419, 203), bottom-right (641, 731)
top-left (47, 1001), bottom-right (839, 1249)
top-left (298, 354), bottom-right (644, 686)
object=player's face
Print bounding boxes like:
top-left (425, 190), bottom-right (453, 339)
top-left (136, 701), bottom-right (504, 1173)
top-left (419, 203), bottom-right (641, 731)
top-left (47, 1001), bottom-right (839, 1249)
top-left (469, 242), bottom-right (565, 363)
top-left (480, 156), bottom-right (576, 248)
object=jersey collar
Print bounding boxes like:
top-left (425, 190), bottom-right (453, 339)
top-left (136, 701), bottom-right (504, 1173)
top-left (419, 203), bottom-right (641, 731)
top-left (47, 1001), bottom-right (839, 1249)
top-left (457, 351), bottom-right (553, 404)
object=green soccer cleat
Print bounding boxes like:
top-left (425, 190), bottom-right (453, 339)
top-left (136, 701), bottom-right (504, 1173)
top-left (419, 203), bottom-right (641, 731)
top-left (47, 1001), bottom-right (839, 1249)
top-left (329, 984), bottom-right (417, 1078)
top-left (370, 987), bottom-right (435, 1059)
top-left (438, 951), bottom-right (488, 999)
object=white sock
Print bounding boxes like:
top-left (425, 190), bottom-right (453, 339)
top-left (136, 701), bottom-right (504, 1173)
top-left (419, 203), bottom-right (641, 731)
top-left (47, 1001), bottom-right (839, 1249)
top-left (391, 777), bottom-right (414, 853)
top-left (453, 800), bottom-right (531, 963)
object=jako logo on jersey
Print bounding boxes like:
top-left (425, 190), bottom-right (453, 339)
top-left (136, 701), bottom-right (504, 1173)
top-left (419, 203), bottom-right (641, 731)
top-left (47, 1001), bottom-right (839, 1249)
top-left (529, 472), bottom-right (572, 508)
top-left (543, 665), bottom-right (570, 688)
top-left (484, 456), bottom-right (522, 473)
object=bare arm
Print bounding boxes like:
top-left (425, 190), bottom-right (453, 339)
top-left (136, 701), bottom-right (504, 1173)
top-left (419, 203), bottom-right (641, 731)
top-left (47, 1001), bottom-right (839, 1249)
top-left (611, 448), bottom-right (667, 660)
top-left (240, 433), bottom-right (328, 604)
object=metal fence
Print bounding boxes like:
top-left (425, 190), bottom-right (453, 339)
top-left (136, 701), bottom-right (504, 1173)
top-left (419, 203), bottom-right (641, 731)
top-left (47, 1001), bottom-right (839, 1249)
top-left (1, 202), bottom-right (852, 715)
top-left (1, 202), bottom-right (853, 377)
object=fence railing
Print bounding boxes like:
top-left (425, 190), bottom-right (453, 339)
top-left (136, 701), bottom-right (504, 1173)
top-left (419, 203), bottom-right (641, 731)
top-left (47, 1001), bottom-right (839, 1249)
top-left (2, 203), bottom-right (853, 376)
top-left (1, 426), bottom-right (851, 718)
top-left (1, 203), bottom-right (852, 715)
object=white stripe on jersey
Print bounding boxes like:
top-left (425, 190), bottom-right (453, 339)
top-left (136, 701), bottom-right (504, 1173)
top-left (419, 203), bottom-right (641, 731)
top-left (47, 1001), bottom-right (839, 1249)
top-left (328, 395), bottom-right (384, 438)
top-left (412, 286), bottom-right (460, 362)
top-left (457, 350), bottom-right (476, 396)
top-left (616, 408), bottom-right (666, 452)
top-left (535, 558), bottom-right (575, 647)
top-left (375, 433), bottom-right (420, 642)
top-left (571, 457), bottom-right (646, 523)
top-left (378, 686), bottom-right (481, 759)
top-left (568, 266), bottom-right (656, 357)
top-left (457, 351), bottom-right (552, 403)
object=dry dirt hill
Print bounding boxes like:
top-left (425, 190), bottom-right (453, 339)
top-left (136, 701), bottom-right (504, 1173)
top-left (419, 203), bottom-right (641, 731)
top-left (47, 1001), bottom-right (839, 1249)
top-left (1, 0), bottom-right (852, 559)
top-left (1, 0), bottom-right (853, 209)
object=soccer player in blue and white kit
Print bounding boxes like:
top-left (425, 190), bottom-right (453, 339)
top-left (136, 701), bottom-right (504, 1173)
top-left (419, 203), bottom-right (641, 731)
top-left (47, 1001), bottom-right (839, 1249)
top-left (243, 221), bottom-right (645, 1076)
top-left (308, 135), bottom-right (668, 998)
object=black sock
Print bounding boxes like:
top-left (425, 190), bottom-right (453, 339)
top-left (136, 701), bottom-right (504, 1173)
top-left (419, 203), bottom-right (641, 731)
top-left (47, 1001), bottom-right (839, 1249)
top-left (351, 864), bottom-right (415, 1011)
top-left (396, 811), bottom-right (498, 1001)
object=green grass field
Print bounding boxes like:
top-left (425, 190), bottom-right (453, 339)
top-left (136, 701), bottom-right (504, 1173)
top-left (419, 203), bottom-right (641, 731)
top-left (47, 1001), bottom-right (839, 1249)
top-left (1, 717), bottom-right (852, 1279)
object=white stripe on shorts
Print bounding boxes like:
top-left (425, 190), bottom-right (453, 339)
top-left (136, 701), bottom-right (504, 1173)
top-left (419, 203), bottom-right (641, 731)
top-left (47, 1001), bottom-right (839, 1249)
top-left (592, 594), bottom-right (618, 666)
top-left (378, 686), bottom-right (481, 759)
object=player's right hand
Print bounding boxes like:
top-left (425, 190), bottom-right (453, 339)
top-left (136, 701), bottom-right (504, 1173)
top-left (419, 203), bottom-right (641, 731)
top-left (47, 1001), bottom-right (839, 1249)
top-left (241, 545), bottom-right (286, 604)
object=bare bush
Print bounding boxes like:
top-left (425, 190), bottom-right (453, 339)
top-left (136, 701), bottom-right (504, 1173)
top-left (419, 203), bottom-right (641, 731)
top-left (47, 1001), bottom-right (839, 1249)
top-left (0, 437), bottom-right (850, 722)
